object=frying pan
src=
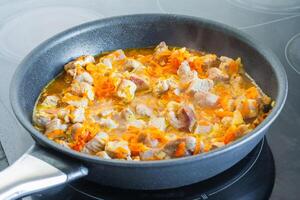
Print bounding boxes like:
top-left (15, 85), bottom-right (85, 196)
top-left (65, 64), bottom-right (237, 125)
top-left (0, 14), bottom-right (287, 199)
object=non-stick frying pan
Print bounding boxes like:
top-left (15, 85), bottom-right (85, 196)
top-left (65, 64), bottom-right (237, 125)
top-left (0, 14), bottom-right (287, 200)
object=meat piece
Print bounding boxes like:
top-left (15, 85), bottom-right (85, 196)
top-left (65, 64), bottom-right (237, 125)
top-left (127, 119), bottom-right (146, 129)
top-left (163, 138), bottom-right (188, 157)
top-left (185, 136), bottom-right (197, 152)
top-left (96, 151), bottom-right (111, 159)
top-left (208, 67), bottom-right (229, 81)
top-left (194, 123), bottom-right (212, 134)
top-left (219, 56), bottom-right (233, 71)
top-left (45, 118), bottom-right (67, 137)
top-left (177, 61), bottom-right (198, 83)
top-left (163, 136), bottom-right (197, 157)
top-left (236, 98), bottom-right (258, 119)
top-left (121, 108), bottom-right (135, 121)
top-left (135, 104), bottom-right (152, 117)
top-left (137, 133), bottom-right (159, 148)
top-left (101, 57), bottom-right (113, 69)
top-left (81, 132), bottom-right (109, 154)
top-left (70, 107), bottom-right (85, 123)
top-left (41, 96), bottom-right (59, 107)
top-left (177, 105), bottom-right (196, 132)
top-left (116, 79), bottom-right (137, 102)
top-left (212, 141), bottom-right (225, 148)
top-left (124, 58), bottom-right (144, 72)
top-left (129, 74), bottom-right (150, 91)
top-left (69, 123), bottom-right (83, 140)
top-left (154, 41), bottom-right (168, 54)
top-left (112, 49), bottom-right (126, 60)
top-left (75, 72), bottom-right (94, 85)
top-left (98, 118), bottom-right (118, 129)
top-left (153, 79), bottom-right (169, 95)
top-left (33, 112), bottom-right (51, 127)
top-left (98, 108), bottom-right (114, 117)
top-left (105, 140), bottom-right (131, 159)
top-left (64, 55), bottom-right (95, 76)
top-left (71, 81), bottom-right (95, 100)
top-left (186, 78), bottom-right (214, 94)
top-left (57, 108), bottom-right (70, 123)
top-left (62, 93), bottom-right (89, 108)
top-left (194, 91), bottom-right (219, 107)
top-left (148, 117), bottom-right (166, 131)
top-left (201, 54), bottom-right (218, 68)
top-left (232, 110), bottom-right (244, 125)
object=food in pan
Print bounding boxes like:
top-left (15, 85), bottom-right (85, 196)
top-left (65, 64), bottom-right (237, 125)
top-left (33, 42), bottom-right (273, 161)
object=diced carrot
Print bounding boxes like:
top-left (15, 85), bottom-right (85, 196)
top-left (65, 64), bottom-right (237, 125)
top-left (224, 126), bottom-right (237, 144)
top-left (46, 130), bottom-right (64, 139)
top-left (245, 87), bottom-right (259, 99)
top-left (175, 142), bottom-right (186, 157)
top-left (228, 61), bottom-right (239, 75)
top-left (215, 110), bottom-right (233, 117)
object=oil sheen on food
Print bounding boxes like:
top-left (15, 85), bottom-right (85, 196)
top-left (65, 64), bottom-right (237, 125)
top-left (33, 42), bottom-right (273, 161)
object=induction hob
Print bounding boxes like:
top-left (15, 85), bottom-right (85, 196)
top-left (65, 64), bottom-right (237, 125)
top-left (0, 0), bottom-right (299, 200)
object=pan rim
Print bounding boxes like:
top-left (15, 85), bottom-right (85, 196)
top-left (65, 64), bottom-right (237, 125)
top-left (10, 13), bottom-right (288, 167)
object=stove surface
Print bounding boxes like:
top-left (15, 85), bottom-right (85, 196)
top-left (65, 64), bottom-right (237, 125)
top-left (0, 0), bottom-right (299, 200)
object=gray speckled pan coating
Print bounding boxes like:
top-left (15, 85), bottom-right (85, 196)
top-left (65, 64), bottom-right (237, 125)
top-left (10, 14), bottom-right (287, 189)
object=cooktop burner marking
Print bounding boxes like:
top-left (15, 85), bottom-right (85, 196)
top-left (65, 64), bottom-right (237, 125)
top-left (0, 6), bottom-right (102, 61)
top-left (285, 33), bottom-right (300, 75)
top-left (228, 0), bottom-right (300, 15)
top-left (208, 138), bottom-right (264, 196)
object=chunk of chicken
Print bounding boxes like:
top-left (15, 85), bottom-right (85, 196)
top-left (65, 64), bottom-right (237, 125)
top-left (166, 102), bottom-right (196, 132)
top-left (194, 91), bottom-right (219, 107)
top-left (33, 112), bottom-right (52, 127)
top-left (186, 78), bottom-right (214, 94)
top-left (62, 93), bottom-right (89, 108)
top-left (148, 117), bottom-right (166, 131)
top-left (96, 151), bottom-right (111, 159)
top-left (121, 107), bottom-right (135, 121)
top-left (71, 81), bottom-right (95, 100)
top-left (177, 105), bottom-right (197, 132)
top-left (139, 148), bottom-right (169, 161)
top-left (153, 79), bottom-right (169, 95)
top-left (100, 57), bottom-right (113, 69)
top-left (219, 56), bottom-right (233, 71)
top-left (136, 104), bottom-right (152, 117)
top-left (202, 54), bottom-right (217, 67)
top-left (69, 123), bottom-right (83, 140)
top-left (163, 137), bottom-right (194, 157)
top-left (81, 132), bottom-right (109, 154)
top-left (45, 118), bottom-right (68, 137)
top-left (105, 140), bottom-right (131, 159)
top-left (116, 79), bottom-right (137, 102)
top-left (154, 41), bottom-right (168, 54)
top-left (70, 107), bottom-right (85, 123)
top-left (57, 108), bottom-right (70, 123)
top-left (137, 133), bottom-right (159, 148)
top-left (98, 118), bottom-right (118, 129)
top-left (177, 61), bottom-right (198, 83)
top-left (124, 58), bottom-right (144, 72)
top-left (127, 119), bottom-right (146, 129)
top-left (75, 72), bottom-right (94, 85)
top-left (64, 55), bottom-right (95, 76)
top-left (236, 98), bottom-right (258, 119)
top-left (194, 123), bottom-right (212, 134)
top-left (208, 67), bottom-right (229, 81)
top-left (129, 74), bottom-right (150, 91)
top-left (41, 96), bottom-right (59, 107)
top-left (112, 49), bottom-right (126, 60)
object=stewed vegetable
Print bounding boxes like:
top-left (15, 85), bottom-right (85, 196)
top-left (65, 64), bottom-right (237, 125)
top-left (33, 42), bottom-right (273, 161)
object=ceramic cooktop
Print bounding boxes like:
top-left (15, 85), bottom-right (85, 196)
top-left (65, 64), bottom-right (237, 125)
top-left (0, 0), bottom-right (299, 199)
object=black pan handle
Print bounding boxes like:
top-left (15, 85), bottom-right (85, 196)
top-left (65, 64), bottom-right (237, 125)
top-left (0, 144), bottom-right (88, 200)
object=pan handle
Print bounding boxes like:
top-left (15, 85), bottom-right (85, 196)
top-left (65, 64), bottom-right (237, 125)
top-left (0, 144), bottom-right (88, 200)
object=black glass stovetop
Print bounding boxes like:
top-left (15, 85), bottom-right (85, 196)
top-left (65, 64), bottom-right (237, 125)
top-left (26, 138), bottom-right (274, 200)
